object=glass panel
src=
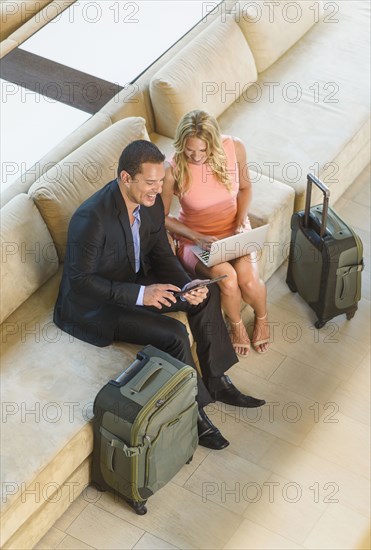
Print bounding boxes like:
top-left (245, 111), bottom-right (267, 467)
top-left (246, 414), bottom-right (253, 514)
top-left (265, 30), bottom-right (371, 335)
top-left (19, 1), bottom-right (207, 85)
top-left (0, 79), bottom-right (90, 190)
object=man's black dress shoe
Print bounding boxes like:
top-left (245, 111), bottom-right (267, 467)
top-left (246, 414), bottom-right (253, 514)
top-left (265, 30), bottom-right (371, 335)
top-left (197, 409), bottom-right (229, 450)
top-left (209, 375), bottom-right (266, 408)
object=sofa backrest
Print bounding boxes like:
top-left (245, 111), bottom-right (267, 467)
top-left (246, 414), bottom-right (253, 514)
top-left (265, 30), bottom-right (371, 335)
top-left (237, 0), bottom-right (324, 72)
top-left (149, 15), bottom-right (258, 138)
top-left (0, 193), bottom-right (59, 324)
top-left (28, 117), bottom-right (149, 260)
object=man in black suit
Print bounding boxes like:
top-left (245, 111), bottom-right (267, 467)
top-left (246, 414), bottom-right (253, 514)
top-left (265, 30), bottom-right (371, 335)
top-left (54, 140), bottom-right (265, 450)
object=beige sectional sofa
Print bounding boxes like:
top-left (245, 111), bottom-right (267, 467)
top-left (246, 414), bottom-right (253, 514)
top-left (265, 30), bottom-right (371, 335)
top-left (1, 1), bottom-right (369, 547)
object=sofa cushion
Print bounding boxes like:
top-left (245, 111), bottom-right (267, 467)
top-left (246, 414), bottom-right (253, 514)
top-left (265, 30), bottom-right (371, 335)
top-left (0, 193), bottom-right (59, 324)
top-left (237, 0), bottom-right (324, 72)
top-left (28, 117), bottom-right (149, 260)
top-left (149, 15), bottom-right (257, 138)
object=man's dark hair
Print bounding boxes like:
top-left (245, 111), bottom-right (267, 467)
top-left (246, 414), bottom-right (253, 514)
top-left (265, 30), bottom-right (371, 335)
top-left (117, 140), bottom-right (165, 179)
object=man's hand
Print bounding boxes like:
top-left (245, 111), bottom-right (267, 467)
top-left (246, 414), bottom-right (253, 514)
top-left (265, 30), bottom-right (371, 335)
top-left (143, 284), bottom-right (180, 309)
top-left (181, 279), bottom-right (209, 305)
top-left (183, 285), bottom-right (209, 305)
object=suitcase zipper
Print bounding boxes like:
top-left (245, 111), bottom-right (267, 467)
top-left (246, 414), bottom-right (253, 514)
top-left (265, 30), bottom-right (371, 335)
top-left (129, 368), bottom-right (196, 501)
top-left (347, 226), bottom-right (364, 302)
top-left (154, 374), bottom-right (194, 408)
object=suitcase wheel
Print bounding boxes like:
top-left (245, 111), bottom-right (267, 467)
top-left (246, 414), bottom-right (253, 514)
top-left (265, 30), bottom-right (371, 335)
top-left (186, 455), bottom-right (193, 464)
top-left (90, 482), bottom-right (107, 493)
top-left (314, 319), bottom-right (326, 329)
top-left (346, 310), bottom-right (356, 320)
top-left (124, 497), bottom-right (148, 515)
top-left (286, 280), bottom-right (297, 293)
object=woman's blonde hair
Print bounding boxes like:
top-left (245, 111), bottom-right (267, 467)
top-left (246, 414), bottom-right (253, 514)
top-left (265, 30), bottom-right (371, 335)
top-left (172, 110), bottom-right (232, 197)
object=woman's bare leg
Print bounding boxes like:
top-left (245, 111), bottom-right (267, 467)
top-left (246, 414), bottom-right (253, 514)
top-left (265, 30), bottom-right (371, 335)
top-left (195, 260), bottom-right (251, 356)
top-left (232, 254), bottom-right (270, 353)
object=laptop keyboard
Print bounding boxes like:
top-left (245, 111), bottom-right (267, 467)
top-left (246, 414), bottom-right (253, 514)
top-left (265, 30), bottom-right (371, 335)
top-left (199, 250), bottom-right (210, 262)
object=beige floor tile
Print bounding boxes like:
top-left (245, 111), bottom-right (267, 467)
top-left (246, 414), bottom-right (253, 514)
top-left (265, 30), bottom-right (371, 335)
top-left (171, 445), bottom-right (210, 487)
top-left (259, 439), bottom-right (370, 517)
top-left (266, 275), bottom-right (321, 324)
top-left (34, 527), bottom-right (66, 549)
top-left (230, 342), bottom-right (287, 381)
top-left (220, 367), bottom-right (325, 445)
top-left (266, 265), bottom-right (285, 294)
top-left (133, 533), bottom-right (178, 550)
top-left (303, 503), bottom-right (370, 549)
top-left (54, 494), bottom-right (89, 532)
top-left (268, 355), bottom-right (342, 403)
top-left (204, 404), bottom-right (277, 465)
top-left (301, 411), bottom-right (370, 478)
top-left (327, 352), bottom-right (370, 426)
top-left (336, 297), bottom-right (370, 344)
top-left (266, 302), bottom-right (368, 381)
top-left (243, 472), bottom-right (327, 545)
top-left (94, 482), bottom-right (243, 549)
top-left (183, 448), bottom-right (271, 515)
top-left (361, 276), bottom-right (371, 301)
top-left (223, 518), bottom-right (304, 549)
top-left (332, 196), bottom-right (348, 212)
top-left (335, 199), bottom-right (370, 233)
top-left (342, 165), bottom-right (370, 208)
top-left (66, 504), bottom-right (144, 549)
top-left (57, 534), bottom-right (94, 549)
top-left (268, 271), bottom-right (370, 342)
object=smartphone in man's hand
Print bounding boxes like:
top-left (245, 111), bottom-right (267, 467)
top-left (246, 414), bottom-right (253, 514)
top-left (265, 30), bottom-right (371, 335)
top-left (174, 275), bottom-right (228, 297)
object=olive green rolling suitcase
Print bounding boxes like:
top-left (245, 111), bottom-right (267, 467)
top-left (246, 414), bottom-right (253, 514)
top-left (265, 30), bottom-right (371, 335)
top-left (91, 345), bottom-right (198, 514)
top-left (286, 174), bottom-right (364, 328)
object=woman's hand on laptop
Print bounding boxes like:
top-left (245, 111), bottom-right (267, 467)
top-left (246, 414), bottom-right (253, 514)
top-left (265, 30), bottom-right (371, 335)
top-left (192, 232), bottom-right (218, 251)
top-left (234, 224), bottom-right (245, 234)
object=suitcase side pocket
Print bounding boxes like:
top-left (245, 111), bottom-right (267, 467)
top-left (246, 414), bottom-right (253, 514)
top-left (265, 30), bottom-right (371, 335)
top-left (145, 402), bottom-right (198, 494)
top-left (335, 262), bottom-right (364, 309)
top-left (99, 426), bottom-right (147, 499)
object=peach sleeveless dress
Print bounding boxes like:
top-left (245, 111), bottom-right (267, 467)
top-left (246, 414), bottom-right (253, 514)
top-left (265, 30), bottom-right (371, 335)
top-left (170, 136), bottom-right (252, 274)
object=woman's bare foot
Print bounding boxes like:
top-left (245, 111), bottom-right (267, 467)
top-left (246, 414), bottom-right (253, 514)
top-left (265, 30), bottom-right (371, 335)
top-left (229, 319), bottom-right (251, 357)
top-left (252, 313), bottom-right (270, 354)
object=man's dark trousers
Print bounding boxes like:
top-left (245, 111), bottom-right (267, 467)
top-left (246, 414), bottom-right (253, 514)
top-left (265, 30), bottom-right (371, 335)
top-left (113, 282), bottom-right (238, 407)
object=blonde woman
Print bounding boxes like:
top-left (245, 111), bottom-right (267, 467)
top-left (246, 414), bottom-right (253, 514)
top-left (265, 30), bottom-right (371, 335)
top-left (161, 110), bottom-right (270, 356)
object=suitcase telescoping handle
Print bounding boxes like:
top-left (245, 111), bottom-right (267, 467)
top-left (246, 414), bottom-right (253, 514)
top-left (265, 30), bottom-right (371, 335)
top-left (305, 173), bottom-right (330, 238)
top-left (112, 348), bottom-right (162, 389)
top-left (114, 358), bottom-right (144, 386)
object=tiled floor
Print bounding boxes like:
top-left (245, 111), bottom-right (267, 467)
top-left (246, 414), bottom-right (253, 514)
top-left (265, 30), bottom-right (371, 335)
top-left (36, 167), bottom-right (370, 550)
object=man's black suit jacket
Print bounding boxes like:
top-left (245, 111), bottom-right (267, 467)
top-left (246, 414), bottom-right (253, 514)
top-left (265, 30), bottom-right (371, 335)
top-left (54, 179), bottom-right (191, 346)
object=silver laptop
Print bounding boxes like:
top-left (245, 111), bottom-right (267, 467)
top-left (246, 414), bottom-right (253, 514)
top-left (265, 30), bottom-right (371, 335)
top-left (192, 224), bottom-right (269, 267)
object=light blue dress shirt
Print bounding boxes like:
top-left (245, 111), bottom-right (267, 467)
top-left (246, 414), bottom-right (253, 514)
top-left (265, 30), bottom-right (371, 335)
top-left (131, 206), bottom-right (189, 306)
top-left (131, 206), bottom-right (145, 306)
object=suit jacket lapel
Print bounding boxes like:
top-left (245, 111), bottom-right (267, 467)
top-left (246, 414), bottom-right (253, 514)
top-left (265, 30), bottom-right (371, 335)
top-left (112, 181), bottom-right (136, 273)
